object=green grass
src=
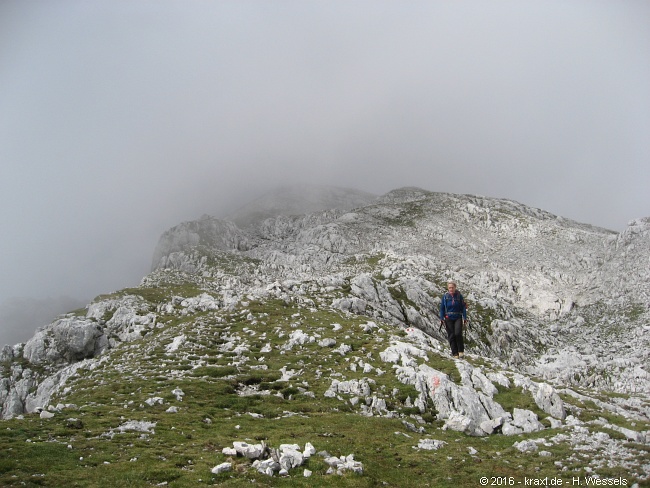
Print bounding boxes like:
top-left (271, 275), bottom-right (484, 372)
top-left (92, 282), bottom-right (207, 309)
top-left (626, 304), bottom-right (646, 322)
top-left (4, 403), bottom-right (636, 487)
top-left (1, 296), bottom-right (648, 487)
top-left (493, 386), bottom-right (545, 419)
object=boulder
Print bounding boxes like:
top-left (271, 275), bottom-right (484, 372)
top-left (442, 411), bottom-right (474, 435)
top-left (211, 462), bottom-right (232, 474)
top-left (323, 454), bottom-right (364, 475)
top-left (23, 318), bottom-right (103, 365)
top-left (279, 447), bottom-right (303, 471)
top-left (324, 379), bottom-right (372, 398)
top-left (511, 408), bottom-right (544, 433)
top-left (318, 338), bottom-right (336, 348)
top-left (480, 417), bottom-right (506, 435)
top-left (533, 383), bottom-right (566, 420)
top-left (417, 439), bottom-right (447, 450)
top-left (303, 442), bottom-right (316, 458)
top-left (252, 458), bottom-right (280, 476)
top-left (501, 423), bottom-right (524, 436)
top-left (513, 440), bottom-right (538, 453)
top-left (332, 297), bottom-right (367, 314)
top-left (233, 441), bottom-right (265, 459)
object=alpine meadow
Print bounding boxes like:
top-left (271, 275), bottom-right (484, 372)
top-left (1, 186), bottom-right (648, 487)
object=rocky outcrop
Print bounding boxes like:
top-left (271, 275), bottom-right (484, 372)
top-left (23, 317), bottom-right (103, 366)
top-left (144, 188), bottom-right (649, 396)
top-left (2, 186), bottom-right (648, 424)
top-left (216, 440), bottom-right (361, 478)
top-left (2, 294), bottom-right (168, 417)
top-left (151, 216), bottom-right (252, 271)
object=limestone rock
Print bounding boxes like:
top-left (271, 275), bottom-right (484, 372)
top-left (279, 446), bottom-right (303, 471)
top-left (233, 441), bottom-right (265, 459)
top-left (510, 408), bottom-right (545, 434)
top-left (23, 318), bottom-right (103, 366)
top-left (533, 383), bottom-right (566, 420)
top-left (417, 439), bottom-right (447, 450)
top-left (211, 462), bottom-right (232, 474)
top-left (325, 378), bottom-right (372, 398)
top-left (513, 440), bottom-right (539, 453)
top-left (318, 338), bottom-right (336, 348)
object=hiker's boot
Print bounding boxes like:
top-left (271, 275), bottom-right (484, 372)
top-left (452, 354), bottom-right (459, 359)
top-left (458, 352), bottom-right (465, 358)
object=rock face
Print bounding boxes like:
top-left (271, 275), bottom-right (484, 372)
top-left (151, 216), bottom-right (252, 271)
top-left (1, 185), bottom-right (648, 432)
top-left (23, 317), bottom-right (103, 365)
top-left (148, 187), bottom-right (648, 393)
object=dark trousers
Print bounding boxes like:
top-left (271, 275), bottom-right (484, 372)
top-left (445, 317), bottom-right (464, 356)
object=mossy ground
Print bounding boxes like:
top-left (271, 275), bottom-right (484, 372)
top-left (1, 298), bottom-right (647, 487)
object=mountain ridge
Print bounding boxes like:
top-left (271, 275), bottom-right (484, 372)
top-left (224, 184), bottom-right (378, 229)
top-left (0, 185), bottom-right (648, 485)
top-left (147, 185), bottom-right (649, 395)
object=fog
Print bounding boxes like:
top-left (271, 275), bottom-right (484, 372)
top-left (1, 1), bottom-right (649, 346)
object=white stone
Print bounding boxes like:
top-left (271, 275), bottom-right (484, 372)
top-left (279, 448), bottom-right (303, 471)
top-left (165, 335), bottom-right (185, 354)
top-left (533, 383), bottom-right (566, 420)
top-left (116, 420), bottom-right (156, 434)
top-left (513, 440), bottom-right (538, 453)
top-left (233, 441), bottom-right (264, 459)
top-left (511, 408), bottom-right (544, 433)
top-left (501, 423), bottom-right (524, 436)
top-left (442, 411), bottom-right (473, 434)
top-left (303, 442), bottom-right (316, 458)
top-left (145, 397), bottom-right (164, 406)
top-left (417, 439), bottom-right (447, 450)
top-left (211, 462), bottom-right (232, 474)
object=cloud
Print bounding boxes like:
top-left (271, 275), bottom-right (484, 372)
top-left (0, 1), bottom-right (648, 341)
top-left (0, 296), bottom-right (88, 347)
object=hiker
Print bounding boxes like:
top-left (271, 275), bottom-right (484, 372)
top-left (439, 280), bottom-right (468, 359)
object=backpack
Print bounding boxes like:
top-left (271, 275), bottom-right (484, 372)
top-left (443, 291), bottom-right (466, 317)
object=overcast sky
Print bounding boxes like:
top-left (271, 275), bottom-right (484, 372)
top-left (1, 1), bottom-right (649, 345)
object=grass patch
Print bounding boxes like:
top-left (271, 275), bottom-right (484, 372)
top-left (192, 366), bottom-right (238, 378)
top-left (493, 386), bottom-right (545, 419)
top-left (2, 293), bottom-right (648, 487)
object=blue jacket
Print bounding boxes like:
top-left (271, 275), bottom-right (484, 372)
top-left (440, 291), bottom-right (467, 321)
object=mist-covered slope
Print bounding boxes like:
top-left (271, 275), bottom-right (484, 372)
top-left (150, 186), bottom-right (649, 393)
top-left (225, 184), bottom-right (377, 229)
top-left (1, 186), bottom-right (648, 486)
